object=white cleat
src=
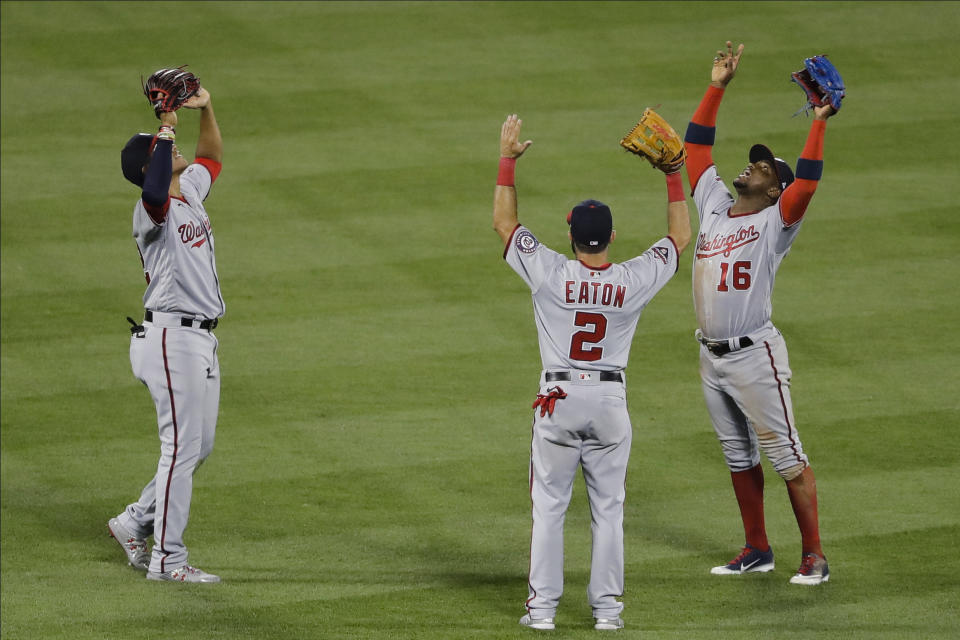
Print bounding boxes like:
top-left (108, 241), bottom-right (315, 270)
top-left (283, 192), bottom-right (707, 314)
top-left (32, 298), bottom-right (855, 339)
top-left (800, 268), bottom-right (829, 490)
top-left (147, 564), bottom-right (221, 583)
top-left (108, 517), bottom-right (150, 571)
top-left (594, 617), bottom-right (624, 630)
top-left (519, 614), bottom-right (555, 630)
top-left (789, 553), bottom-right (830, 585)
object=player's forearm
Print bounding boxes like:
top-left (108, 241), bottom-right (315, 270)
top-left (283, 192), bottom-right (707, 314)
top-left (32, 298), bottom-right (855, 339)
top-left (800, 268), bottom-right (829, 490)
top-left (493, 185), bottom-right (520, 244)
top-left (665, 173), bottom-right (691, 254)
top-left (692, 85), bottom-right (725, 127)
top-left (780, 120), bottom-right (826, 225)
top-left (195, 101), bottom-right (222, 162)
top-left (493, 157), bottom-right (519, 244)
top-left (142, 138), bottom-right (173, 206)
top-left (684, 85), bottom-right (724, 193)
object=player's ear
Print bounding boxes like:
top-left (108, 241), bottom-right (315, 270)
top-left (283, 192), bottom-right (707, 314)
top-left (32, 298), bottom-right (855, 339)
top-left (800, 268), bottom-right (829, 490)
top-left (766, 185), bottom-right (782, 202)
top-left (610, 230), bottom-right (616, 244)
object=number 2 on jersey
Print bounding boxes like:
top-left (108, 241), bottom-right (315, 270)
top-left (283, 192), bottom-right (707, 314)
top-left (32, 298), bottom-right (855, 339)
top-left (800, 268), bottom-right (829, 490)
top-left (717, 260), bottom-right (752, 292)
top-left (569, 312), bottom-right (607, 361)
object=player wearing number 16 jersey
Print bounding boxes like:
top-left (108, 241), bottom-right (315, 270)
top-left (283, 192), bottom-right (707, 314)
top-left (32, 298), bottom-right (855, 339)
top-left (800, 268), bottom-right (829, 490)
top-left (494, 114), bottom-right (691, 630)
top-left (684, 42), bottom-right (837, 585)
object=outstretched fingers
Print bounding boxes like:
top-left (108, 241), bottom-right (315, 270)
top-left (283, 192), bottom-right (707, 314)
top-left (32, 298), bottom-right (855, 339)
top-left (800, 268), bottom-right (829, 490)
top-left (500, 114), bottom-right (532, 158)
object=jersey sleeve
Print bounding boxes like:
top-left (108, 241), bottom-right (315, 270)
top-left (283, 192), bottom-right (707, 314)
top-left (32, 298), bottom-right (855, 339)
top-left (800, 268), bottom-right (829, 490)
top-left (503, 225), bottom-right (565, 294)
top-left (132, 200), bottom-right (164, 245)
top-left (773, 210), bottom-right (804, 255)
top-left (179, 160), bottom-right (217, 203)
top-left (692, 165), bottom-right (734, 224)
top-left (621, 236), bottom-right (680, 305)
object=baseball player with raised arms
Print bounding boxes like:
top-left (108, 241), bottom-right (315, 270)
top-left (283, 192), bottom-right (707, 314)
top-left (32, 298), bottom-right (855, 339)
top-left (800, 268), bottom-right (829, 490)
top-left (108, 78), bottom-right (224, 583)
top-left (494, 114), bottom-right (691, 630)
top-left (684, 42), bottom-right (837, 585)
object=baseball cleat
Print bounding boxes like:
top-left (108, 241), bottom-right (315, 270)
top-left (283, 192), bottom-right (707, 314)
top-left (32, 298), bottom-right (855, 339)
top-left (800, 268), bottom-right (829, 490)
top-left (710, 544), bottom-right (775, 575)
top-left (594, 617), bottom-right (624, 630)
top-left (146, 564), bottom-right (221, 583)
top-left (789, 552), bottom-right (830, 585)
top-left (519, 614), bottom-right (555, 630)
top-left (108, 517), bottom-right (150, 571)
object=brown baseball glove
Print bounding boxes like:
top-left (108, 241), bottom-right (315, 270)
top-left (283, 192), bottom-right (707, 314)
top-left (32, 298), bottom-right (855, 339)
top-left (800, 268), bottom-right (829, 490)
top-left (619, 108), bottom-right (686, 174)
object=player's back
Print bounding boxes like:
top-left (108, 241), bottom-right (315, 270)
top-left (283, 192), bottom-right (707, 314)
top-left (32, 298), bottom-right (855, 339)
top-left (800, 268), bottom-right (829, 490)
top-left (533, 259), bottom-right (647, 371)
top-left (505, 225), bottom-right (679, 372)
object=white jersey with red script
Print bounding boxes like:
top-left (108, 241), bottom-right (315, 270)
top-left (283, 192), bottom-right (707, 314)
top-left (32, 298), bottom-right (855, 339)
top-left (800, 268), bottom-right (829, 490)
top-left (692, 166), bottom-right (801, 341)
top-left (133, 162), bottom-right (225, 319)
top-left (504, 225), bottom-right (679, 371)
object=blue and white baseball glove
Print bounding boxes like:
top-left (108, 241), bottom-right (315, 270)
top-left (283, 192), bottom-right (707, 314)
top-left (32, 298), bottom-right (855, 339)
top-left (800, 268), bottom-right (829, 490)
top-left (791, 55), bottom-right (845, 116)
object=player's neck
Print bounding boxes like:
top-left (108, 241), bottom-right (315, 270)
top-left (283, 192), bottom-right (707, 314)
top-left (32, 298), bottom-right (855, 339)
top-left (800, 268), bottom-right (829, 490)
top-left (168, 175), bottom-right (183, 199)
top-left (731, 194), bottom-right (773, 216)
top-left (576, 251), bottom-right (610, 268)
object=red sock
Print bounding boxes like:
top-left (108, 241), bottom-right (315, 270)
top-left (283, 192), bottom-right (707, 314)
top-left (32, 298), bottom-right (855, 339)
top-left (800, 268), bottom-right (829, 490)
top-left (786, 466), bottom-right (823, 557)
top-left (730, 464), bottom-right (769, 551)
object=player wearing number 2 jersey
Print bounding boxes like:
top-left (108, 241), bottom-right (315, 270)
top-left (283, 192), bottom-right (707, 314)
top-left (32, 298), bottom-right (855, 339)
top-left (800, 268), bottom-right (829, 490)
top-left (494, 114), bottom-right (691, 630)
top-left (684, 42), bottom-right (837, 586)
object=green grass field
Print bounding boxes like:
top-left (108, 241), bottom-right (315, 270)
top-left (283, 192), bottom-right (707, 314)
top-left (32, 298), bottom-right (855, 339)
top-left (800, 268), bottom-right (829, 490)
top-left (2, 1), bottom-right (959, 638)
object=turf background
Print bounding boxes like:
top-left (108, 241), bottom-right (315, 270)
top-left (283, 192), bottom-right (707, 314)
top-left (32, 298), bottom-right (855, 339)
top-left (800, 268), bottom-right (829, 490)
top-left (2, 1), bottom-right (958, 638)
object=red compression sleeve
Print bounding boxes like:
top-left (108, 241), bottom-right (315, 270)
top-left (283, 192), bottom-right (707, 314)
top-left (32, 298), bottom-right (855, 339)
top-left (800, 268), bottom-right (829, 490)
top-left (666, 172), bottom-right (684, 202)
top-left (497, 157), bottom-right (516, 186)
top-left (779, 119), bottom-right (826, 226)
top-left (684, 85), bottom-right (725, 194)
top-left (692, 85), bottom-right (724, 126)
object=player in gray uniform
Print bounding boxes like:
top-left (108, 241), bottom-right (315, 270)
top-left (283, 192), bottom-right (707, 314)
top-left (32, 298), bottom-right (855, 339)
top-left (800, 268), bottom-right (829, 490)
top-left (684, 42), bottom-right (836, 585)
top-left (494, 114), bottom-right (691, 630)
top-left (108, 85), bottom-right (224, 583)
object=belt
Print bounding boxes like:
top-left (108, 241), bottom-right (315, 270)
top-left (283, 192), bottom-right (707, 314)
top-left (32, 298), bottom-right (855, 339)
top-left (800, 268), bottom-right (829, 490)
top-left (545, 371), bottom-right (623, 383)
top-left (144, 309), bottom-right (218, 331)
top-left (699, 335), bottom-right (753, 356)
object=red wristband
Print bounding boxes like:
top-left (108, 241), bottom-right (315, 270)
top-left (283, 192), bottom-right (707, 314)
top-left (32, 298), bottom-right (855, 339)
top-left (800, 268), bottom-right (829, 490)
top-left (666, 171), bottom-right (684, 202)
top-left (497, 157), bottom-right (516, 186)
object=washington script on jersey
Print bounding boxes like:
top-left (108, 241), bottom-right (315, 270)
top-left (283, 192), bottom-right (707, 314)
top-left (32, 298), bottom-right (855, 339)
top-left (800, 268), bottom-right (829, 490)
top-left (177, 217), bottom-right (211, 249)
top-left (564, 280), bottom-right (627, 308)
top-left (695, 224), bottom-right (761, 259)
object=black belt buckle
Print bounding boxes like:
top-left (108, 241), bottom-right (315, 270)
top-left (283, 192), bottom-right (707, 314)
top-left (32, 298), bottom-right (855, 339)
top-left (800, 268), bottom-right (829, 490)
top-left (180, 317), bottom-right (218, 330)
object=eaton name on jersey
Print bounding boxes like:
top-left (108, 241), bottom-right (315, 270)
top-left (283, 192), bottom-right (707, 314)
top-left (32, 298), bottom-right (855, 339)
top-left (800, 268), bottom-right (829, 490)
top-left (564, 281), bottom-right (627, 308)
top-left (695, 224), bottom-right (760, 259)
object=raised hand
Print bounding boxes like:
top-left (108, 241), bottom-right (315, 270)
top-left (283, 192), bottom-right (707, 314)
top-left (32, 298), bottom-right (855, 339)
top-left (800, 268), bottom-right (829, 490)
top-left (182, 87), bottom-right (210, 109)
top-left (500, 114), bottom-right (533, 159)
top-left (711, 41), bottom-right (745, 88)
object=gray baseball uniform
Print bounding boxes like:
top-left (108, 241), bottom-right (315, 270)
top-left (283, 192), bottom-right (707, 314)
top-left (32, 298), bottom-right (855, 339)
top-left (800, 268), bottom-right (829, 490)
top-left (117, 157), bottom-right (224, 574)
top-left (692, 166), bottom-right (807, 479)
top-left (505, 224), bottom-right (678, 620)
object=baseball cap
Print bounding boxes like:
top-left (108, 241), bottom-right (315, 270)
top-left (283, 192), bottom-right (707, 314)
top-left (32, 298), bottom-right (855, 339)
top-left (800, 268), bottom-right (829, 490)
top-left (567, 199), bottom-right (613, 248)
top-left (121, 133), bottom-right (156, 187)
top-left (749, 144), bottom-right (795, 193)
